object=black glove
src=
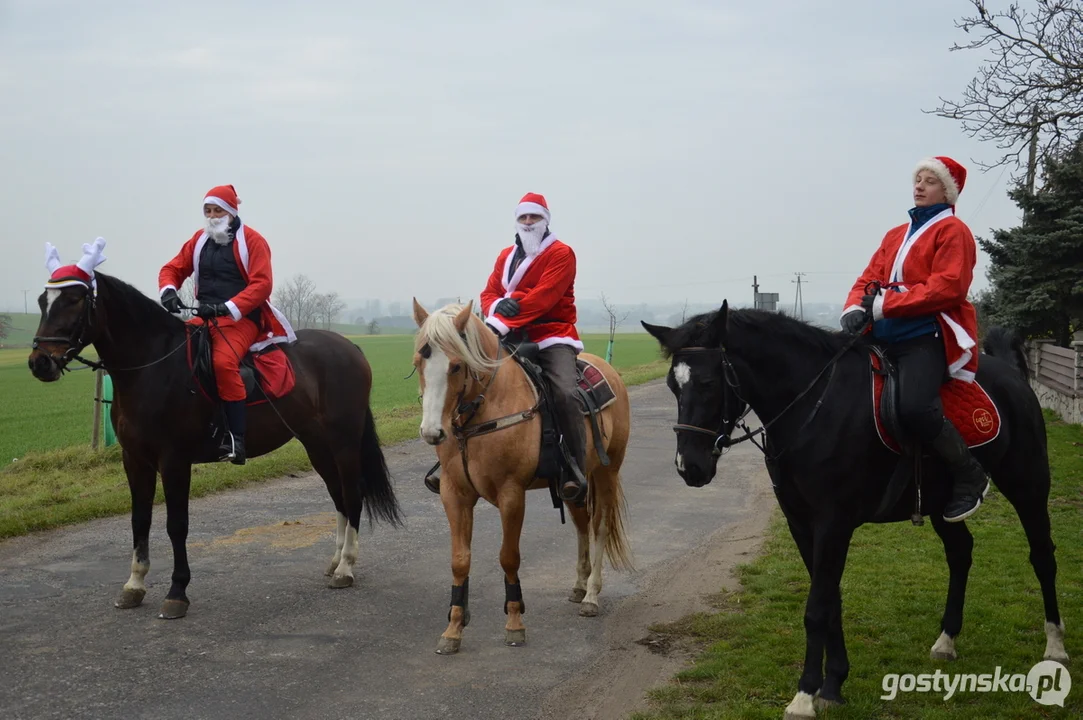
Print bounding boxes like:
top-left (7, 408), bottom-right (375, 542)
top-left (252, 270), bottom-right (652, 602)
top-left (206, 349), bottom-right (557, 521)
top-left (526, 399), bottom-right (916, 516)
top-left (161, 289), bottom-right (182, 314)
top-left (860, 294), bottom-right (876, 312)
top-left (493, 298), bottom-right (520, 318)
top-left (841, 309), bottom-right (869, 335)
top-left (196, 303), bottom-right (230, 320)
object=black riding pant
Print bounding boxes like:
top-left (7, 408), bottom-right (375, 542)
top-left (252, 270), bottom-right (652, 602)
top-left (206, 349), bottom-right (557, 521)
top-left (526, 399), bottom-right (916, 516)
top-left (536, 345), bottom-right (586, 471)
top-left (885, 333), bottom-right (948, 443)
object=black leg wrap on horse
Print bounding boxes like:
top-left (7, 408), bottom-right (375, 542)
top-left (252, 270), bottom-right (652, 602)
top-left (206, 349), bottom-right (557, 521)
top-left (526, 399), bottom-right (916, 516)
top-left (504, 578), bottom-right (525, 615)
top-left (448, 577), bottom-right (470, 625)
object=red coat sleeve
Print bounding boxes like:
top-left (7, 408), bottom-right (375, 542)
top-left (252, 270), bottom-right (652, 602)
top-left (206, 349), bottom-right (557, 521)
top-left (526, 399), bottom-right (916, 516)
top-left (500, 246), bottom-right (575, 330)
top-left (158, 233), bottom-right (199, 297)
top-left (226, 230), bottom-right (273, 320)
top-left (480, 250), bottom-right (509, 316)
top-left (843, 230), bottom-right (892, 311)
top-left (878, 223), bottom-right (975, 320)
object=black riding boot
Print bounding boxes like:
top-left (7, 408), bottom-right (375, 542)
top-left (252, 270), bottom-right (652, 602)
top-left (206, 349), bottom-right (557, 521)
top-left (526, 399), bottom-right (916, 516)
top-left (222, 400), bottom-right (247, 466)
top-left (928, 418), bottom-right (989, 522)
top-left (557, 412), bottom-right (589, 505)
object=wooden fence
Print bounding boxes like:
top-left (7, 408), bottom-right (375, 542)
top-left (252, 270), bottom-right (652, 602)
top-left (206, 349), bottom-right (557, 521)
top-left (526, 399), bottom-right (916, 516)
top-left (1027, 338), bottom-right (1083, 424)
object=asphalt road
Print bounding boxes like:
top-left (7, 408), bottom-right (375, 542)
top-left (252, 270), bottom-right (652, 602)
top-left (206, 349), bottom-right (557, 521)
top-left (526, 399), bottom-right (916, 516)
top-left (0, 380), bottom-right (774, 720)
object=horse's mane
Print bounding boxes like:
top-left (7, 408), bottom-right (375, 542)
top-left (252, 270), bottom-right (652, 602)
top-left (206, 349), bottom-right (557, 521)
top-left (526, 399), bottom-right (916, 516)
top-left (95, 273), bottom-right (184, 333)
top-left (416, 304), bottom-right (504, 374)
top-left (662, 307), bottom-right (858, 358)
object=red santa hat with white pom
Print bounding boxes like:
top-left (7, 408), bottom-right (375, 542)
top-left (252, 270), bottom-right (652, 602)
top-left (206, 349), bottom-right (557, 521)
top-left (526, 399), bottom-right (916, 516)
top-left (203, 184), bottom-right (242, 216)
top-left (914, 156), bottom-right (967, 205)
top-left (44, 237), bottom-right (108, 289)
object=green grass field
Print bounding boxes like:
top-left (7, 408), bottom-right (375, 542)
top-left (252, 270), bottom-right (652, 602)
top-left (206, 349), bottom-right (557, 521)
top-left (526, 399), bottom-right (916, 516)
top-left (0, 332), bottom-right (665, 538)
top-left (0, 312), bottom-right (45, 348)
top-left (634, 410), bottom-right (1083, 719)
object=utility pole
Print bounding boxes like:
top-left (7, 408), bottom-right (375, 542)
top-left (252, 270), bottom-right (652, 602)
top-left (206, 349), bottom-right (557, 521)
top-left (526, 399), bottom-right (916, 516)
top-left (1024, 106), bottom-right (1040, 224)
top-left (22, 289), bottom-right (29, 315)
top-left (792, 272), bottom-right (806, 320)
top-left (752, 275), bottom-right (759, 309)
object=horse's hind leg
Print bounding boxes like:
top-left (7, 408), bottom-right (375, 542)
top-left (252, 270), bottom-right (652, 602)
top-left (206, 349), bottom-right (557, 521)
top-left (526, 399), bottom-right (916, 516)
top-left (328, 444), bottom-right (364, 589)
top-left (115, 449), bottom-right (155, 610)
top-left (995, 467), bottom-right (1067, 663)
top-left (928, 513), bottom-right (974, 661)
top-left (566, 502), bottom-right (591, 604)
top-left (304, 444), bottom-right (347, 580)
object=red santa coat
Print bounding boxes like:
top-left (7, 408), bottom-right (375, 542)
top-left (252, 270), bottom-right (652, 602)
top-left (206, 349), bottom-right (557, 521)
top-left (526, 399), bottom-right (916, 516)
top-left (844, 208), bottom-right (979, 382)
top-left (481, 235), bottom-right (583, 351)
top-left (158, 224), bottom-right (296, 352)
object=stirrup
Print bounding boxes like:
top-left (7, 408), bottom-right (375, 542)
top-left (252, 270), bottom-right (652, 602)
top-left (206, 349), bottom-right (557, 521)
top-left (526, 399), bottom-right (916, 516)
top-left (943, 480), bottom-right (990, 523)
top-left (424, 462), bottom-right (441, 495)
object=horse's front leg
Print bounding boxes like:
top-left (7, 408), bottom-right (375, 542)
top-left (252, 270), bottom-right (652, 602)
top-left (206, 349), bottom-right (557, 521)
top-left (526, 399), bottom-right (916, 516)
top-left (785, 525), bottom-right (853, 720)
top-left (498, 488), bottom-right (528, 646)
top-left (115, 449), bottom-right (156, 610)
top-left (158, 459), bottom-right (193, 620)
top-left (436, 481), bottom-right (478, 655)
top-left (928, 514), bottom-right (974, 661)
top-left (566, 503), bottom-right (591, 604)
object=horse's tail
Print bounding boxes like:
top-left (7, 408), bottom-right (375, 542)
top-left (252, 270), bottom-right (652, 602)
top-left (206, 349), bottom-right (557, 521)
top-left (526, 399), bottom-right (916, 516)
top-left (358, 408), bottom-right (404, 527)
top-left (593, 469), bottom-right (635, 572)
top-left (983, 326), bottom-right (1030, 382)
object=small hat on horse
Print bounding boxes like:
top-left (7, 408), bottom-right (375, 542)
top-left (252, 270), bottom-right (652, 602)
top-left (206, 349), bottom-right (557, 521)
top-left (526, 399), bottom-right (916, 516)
top-left (914, 157), bottom-right (967, 205)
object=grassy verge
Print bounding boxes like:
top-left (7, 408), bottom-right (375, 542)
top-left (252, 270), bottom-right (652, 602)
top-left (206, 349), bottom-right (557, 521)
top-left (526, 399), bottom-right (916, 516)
top-left (633, 409), bottom-right (1082, 719)
top-left (0, 357), bottom-right (666, 540)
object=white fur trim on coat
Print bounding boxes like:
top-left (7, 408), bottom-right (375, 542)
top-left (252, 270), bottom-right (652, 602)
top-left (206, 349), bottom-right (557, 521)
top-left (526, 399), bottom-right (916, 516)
top-left (204, 196), bottom-right (238, 216)
top-left (914, 159), bottom-right (959, 205)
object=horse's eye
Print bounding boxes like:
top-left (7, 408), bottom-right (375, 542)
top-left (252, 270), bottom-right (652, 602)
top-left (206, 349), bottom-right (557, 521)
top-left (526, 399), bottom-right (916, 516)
top-left (450, 363), bottom-right (462, 374)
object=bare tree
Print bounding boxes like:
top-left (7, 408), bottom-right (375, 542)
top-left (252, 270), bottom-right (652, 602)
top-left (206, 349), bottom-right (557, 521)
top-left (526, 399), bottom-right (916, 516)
top-left (928, 0), bottom-right (1083, 176)
top-left (680, 299), bottom-right (689, 323)
top-left (367, 319), bottom-right (381, 335)
top-left (600, 292), bottom-right (630, 362)
top-left (314, 291), bottom-right (347, 330)
top-left (177, 277), bottom-right (197, 320)
top-left (274, 274), bottom-right (319, 330)
top-left (0, 313), bottom-right (11, 343)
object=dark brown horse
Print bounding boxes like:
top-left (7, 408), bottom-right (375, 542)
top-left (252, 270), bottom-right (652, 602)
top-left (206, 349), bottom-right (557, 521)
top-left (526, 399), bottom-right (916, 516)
top-left (29, 269), bottom-right (401, 619)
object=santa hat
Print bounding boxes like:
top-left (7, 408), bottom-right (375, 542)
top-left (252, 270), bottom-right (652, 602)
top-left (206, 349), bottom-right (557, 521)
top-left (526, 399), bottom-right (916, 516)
top-left (203, 184), bottom-right (241, 216)
top-left (914, 157), bottom-right (967, 205)
top-left (515, 192), bottom-right (550, 223)
top-left (44, 237), bottom-right (108, 289)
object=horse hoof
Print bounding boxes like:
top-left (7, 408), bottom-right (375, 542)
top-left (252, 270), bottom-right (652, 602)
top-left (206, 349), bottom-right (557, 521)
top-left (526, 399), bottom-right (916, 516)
top-left (930, 649), bottom-right (958, 661)
top-left (157, 599), bottom-right (189, 620)
top-left (568, 588), bottom-right (586, 603)
top-left (1044, 651), bottom-right (1070, 664)
top-left (579, 602), bottom-right (599, 617)
top-left (328, 574), bottom-right (354, 589)
top-left (783, 692), bottom-right (816, 720)
top-left (114, 588), bottom-right (146, 609)
top-left (814, 695), bottom-right (845, 710)
top-left (505, 629), bottom-right (527, 647)
top-left (324, 565), bottom-right (336, 577)
top-left (435, 637), bottom-right (461, 655)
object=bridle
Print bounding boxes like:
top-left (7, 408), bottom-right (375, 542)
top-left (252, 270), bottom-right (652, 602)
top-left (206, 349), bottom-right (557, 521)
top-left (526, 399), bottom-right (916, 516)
top-left (32, 279), bottom-right (102, 372)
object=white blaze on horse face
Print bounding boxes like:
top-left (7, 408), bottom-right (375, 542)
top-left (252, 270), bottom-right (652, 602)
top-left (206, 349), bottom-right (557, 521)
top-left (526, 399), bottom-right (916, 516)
top-left (45, 289), bottom-right (61, 317)
top-left (673, 362), bottom-right (692, 388)
top-left (420, 346), bottom-right (450, 443)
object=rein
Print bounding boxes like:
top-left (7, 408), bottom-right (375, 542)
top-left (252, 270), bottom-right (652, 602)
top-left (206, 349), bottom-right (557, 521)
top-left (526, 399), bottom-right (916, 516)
top-left (675, 319), bottom-right (869, 460)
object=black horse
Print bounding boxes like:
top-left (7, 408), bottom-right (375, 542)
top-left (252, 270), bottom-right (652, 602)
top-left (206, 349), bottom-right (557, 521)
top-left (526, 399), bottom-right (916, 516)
top-left (643, 304), bottom-right (1065, 719)
top-left (29, 271), bottom-right (402, 619)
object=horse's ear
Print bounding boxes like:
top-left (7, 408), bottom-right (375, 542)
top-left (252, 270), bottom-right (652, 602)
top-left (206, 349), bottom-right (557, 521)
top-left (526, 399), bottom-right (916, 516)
top-left (711, 300), bottom-right (730, 342)
top-left (641, 321), bottom-right (672, 347)
top-left (453, 301), bottom-right (474, 332)
top-left (412, 297), bottom-right (429, 327)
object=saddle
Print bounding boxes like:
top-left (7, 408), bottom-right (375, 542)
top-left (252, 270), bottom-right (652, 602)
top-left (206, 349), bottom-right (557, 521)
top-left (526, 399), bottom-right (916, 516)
top-left (510, 340), bottom-right (617, 515)
top-left (186, 325), bottom-right (297, 461)
top-left (868, 346), bottom-right (1001, 524)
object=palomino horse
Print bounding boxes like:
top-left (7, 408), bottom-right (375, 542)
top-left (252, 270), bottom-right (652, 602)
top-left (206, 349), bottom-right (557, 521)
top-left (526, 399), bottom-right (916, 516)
top-left (411, 300), bottom-right (634, 654)
top-left (28, 266), bottom-right (402, 620)
top-left (644, 305), bottom-right (1066, 719)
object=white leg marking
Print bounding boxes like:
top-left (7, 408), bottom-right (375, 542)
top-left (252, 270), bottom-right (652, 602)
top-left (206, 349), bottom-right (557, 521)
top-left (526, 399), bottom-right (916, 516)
top-left (333, 523), bottom-right (359, 581)
top-left (673, 362), bottom-right (691, 388)
top-left (123, 550), bottom-right (149, 593)
top-left (1044, 620), bottom-right (1069, 663)
top-left (930, 631), bottom-right (957, 660)
top-left (327, 512), bottom-right (347, 575)
top-left (583, 517), bottom-right (606, 608)
top-left (45, 289), bottom-right (60, 317)
top-left (420, 349), bottom-right (450, 442)
top-left (783, 691), bottom-right (817, 719)
top-left (573, 522), bottom-right (590, 596)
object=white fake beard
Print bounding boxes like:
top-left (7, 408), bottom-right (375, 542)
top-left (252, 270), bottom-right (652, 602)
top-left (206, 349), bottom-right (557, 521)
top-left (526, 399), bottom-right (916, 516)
top-left (206, 215), bottom-right (234, 244)
top-left (516, 222), bottom-right (548, 256)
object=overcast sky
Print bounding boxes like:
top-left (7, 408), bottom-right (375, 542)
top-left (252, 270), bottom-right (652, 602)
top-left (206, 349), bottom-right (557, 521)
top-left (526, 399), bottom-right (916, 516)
top-left (1, 0), bottom-right (1025, 315)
